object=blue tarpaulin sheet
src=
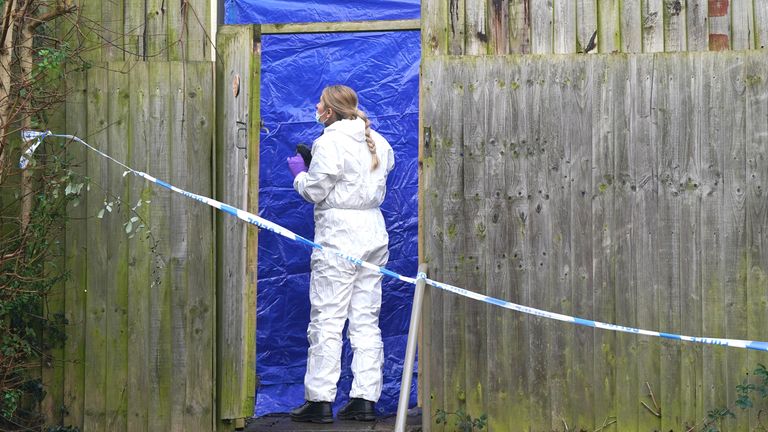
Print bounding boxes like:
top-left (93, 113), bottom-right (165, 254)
top-left (224, 0), bottom-right (420, 24)
top-left (252, 29), bottom-right (420, 416)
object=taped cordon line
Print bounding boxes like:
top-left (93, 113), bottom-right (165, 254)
top-left (20, 130), bottom-right (768, 353)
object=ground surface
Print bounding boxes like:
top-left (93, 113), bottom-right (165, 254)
top-left (243, 410), bottom-right (423, 432)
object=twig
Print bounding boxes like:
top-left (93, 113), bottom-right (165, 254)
top-left (646, 382), bottom-right (660, 413)
top-left (593, 417), bottom-right (617, 432)
top-left (562, 417), bottom-right (569, 431)
top-left (641, 401), bottom-right (661, 418)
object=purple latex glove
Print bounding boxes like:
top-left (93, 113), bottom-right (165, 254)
top-left (287, 154), bottom-right (307, 178)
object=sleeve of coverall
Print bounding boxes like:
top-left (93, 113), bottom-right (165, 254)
top-left (293, 138), bottom-right (342, 204)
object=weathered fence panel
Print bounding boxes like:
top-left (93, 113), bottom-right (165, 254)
top-left (51, 61), bottom-right (217, 432)
top-left (216, 24), bottom-right (260, 422)
top-left (422, 0), bottom-right (766, 54)
top-left (421, 50), bottom-right (768, 431)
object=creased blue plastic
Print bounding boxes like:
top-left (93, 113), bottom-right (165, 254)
top-left (257, 30), bottom-right (420, 416)
top-left (224, 0), bottom-right (420, 24)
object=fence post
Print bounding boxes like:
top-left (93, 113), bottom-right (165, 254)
top-left (395, 264), bottom-right (427, 432)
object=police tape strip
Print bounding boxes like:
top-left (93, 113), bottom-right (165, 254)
top-left (20, 130), bottom-right (768, 353)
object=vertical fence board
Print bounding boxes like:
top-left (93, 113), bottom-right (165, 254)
top-left (104, 63), bottom-right (130, 432)
top-left (441, 61), bottom-right (467, 419)
top-left (450, 0), bottom-right (467, 54)
top-left (700, 53), bottom-right (729, 422)
top-left (687, 0), bottom-right (709, 50)
top-left (567, 56), bottom-right (595, 431)
top-left (126, 61), bottom-right (151, 432)
top-left (524, 58), bottom-right (551, 429)
top-left (64, 71), bottom-right (88, 429)
top-left (664, 0), bottom-right (687, 51)
top-left (545, 57), bottom-right (571, 431)
top-left (620, 0), bottom-right (642, 52)
top-left (465, 0), bottom-right (487, 54)
top-left (422, 0), bottom-right (449, 56)
top-left (591, 56), bottom-right (618, 428)
top-left (462, 58), bottom-right (488, 421)
top-left (184, 61), bottom-right (216, 432)
top-left (614, 54), bottom-right (638, 432)
top-left (745, 54), bottom-right (768, 431)
top-left (147, 61), bottom-right (173, 432)
top-left (756, 0), bottom-right (768, 48)
top-left (168, 62), bottom-right (188, 432)
top-left (146, 0), bottom-right (170, 60)
top-left (509, 0), bottom-right (531, 53)
top-left (123, 0), bottom-right (145, 59)
top-left (642, 0), bottom-right (665, 52)
top-left (489, 0), bottom-right (509, 54)
top-left (655, 55), bottom-right (683, 432)
top-left (722, 53), bottom-right (749, 432)
top-left (554, 0), bottom-right (577, 53)
top-left (83, 68), bottom-right (109, 432)
top-left (101, 0), bottom-right (124, 61)
top-left (708, 0), bottom-right (732, 50)
top-left (531, 0), bottom-right (553, 53)
top-left (731, 0), bottom-right (755, 49)
top-left (596, 0), bottom-right (620, 52)
top-left (187, 0), bottom-right (213, 60)
top-left (679, 53), bottom-right (704, 430)
top-left (576, 0), bottom-right (597, 53)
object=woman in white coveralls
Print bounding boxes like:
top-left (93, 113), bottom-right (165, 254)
top-left (285, 85), bottom-right (395, 424)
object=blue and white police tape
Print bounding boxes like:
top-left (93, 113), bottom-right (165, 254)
top-left (19, 130), bottom-right (768, 353)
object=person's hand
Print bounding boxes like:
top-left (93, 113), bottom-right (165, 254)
top-left (287, 154), bottom-right (307, 178)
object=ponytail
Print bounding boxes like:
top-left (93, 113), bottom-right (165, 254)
top-left (357, 109), bottom-right (379, 170)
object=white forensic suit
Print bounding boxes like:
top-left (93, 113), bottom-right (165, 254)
top-left (293, 117), bottom-right (395, 403)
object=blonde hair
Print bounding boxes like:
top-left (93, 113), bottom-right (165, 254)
top-left (320, 85), bottom-right (379, 170)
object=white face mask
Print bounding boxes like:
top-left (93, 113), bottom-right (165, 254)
top-left (314, 110), bottom-right (324, 124)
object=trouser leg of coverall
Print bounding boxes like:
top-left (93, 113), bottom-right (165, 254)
top-left (304, 251), bottom-right (357, 402)
top-left (347, 247), bottom-right (387, 402)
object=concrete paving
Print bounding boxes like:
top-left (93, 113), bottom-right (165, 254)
top-left (242, 409), bottom-right (422, 432)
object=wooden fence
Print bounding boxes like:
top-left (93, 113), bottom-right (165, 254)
top-left (41, 2), bottom-right (260, 431)
top-left (420, 50), bottom-right (768, 431)
top-left (422, 0), bottom-right (768, 56)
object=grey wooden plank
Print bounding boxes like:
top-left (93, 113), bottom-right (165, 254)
top-left (101, 0), bottom-right (124, 61)
top-left (465, 0), bottom-right (487, 54)
top-left (262, 19), bottom-right (421, 34)
top-left (597, 0), bottom-right (620, 53)
top-left (83, 66), bottom-right (109, 432)
top-left (126, 61), bottom-right (151, 432)
top-left (642, 0), bottom-right (665, 52)
top-left (620, 0), bottom-right (642, 52)
top-left (756, 0), bottom-right (768, 48)
top-left (544, 56), bottom-right (571, 431)
top-left (509, 0), bottom-right (532, 53)
top-left (421, 0), bottom-right (449, 56)
top-left (440, 60), bottom-right (467, 421)
top-left (700, 52), bottom-right (729, 425)
top-left (614, 54), bottom-right (641, 432)
top-left (147, 61), bottom-right (173, 432)
top-left (448, 0), bottom-right (466, 55)
top-left (567, 54), bottom-right (596, 431)
top-left (576, 0), bottom-right (597, 53)
top-left (187, 0), bottom-right (213, 60)
top-left (420, 58), bottom-right (445, 429)
top-left (590, 55), bottom-right (617, 429)
top-left (708, 0), bottom-right (731, 50)
top-left (687, 0), bottom-right (709, 51)
top-left (554, 0), bottom-right (577, 53)
top-left (745, 52), bottom-right (768, 431)
top-left (523, 56), bottom-right (551, 429)
top-left (678, 53), bottom-right (705, 430)
top-left (183, 61), bottom-right (217, 431)
top-left (721, 52), bottom-right (749, 432)
top-left (123, 0), bottom-right (145, 59)
top-left (664, 0), bottom-right (687, 51)
top-left (531, 0), bottom-right (553, 53)
top-left (461, 58), bottom-right (488, 422)
top-left (168, 61), bottom-right (189, 432)
top-left (64, 70), bottom-right (88, 429)
top-left (731, 0), bottom-right (755, 49)
top-left (146, 0), bottom-right (169, 60)
top-left (654, 54), bottom-right (683, 432)
top-left (104, 63), bottom-right (130, 432)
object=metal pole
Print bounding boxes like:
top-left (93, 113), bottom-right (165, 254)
top-left (395, 264), bottom-right (427, 432)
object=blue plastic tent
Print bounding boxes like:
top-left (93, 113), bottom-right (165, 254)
top-left (225, 0), bottom-right (420, 417)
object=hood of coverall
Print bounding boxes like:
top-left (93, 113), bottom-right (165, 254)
top-left (324, 118), bottom-right (366, 143)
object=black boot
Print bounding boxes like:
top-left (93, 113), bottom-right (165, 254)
top-left (290, 401), bottom-right (333, 423)
top-left (337, 397), bottom-right (376, 421)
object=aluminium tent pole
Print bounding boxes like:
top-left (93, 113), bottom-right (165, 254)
top-left (395, 264), bottom-right (427, 432)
